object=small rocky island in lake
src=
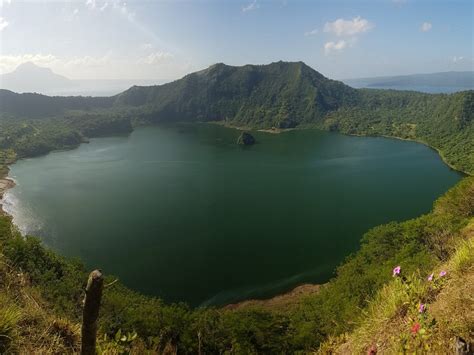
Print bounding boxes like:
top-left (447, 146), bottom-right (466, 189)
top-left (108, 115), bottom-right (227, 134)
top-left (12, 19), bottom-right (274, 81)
top-left (237, 132), bottom-right (256, 145)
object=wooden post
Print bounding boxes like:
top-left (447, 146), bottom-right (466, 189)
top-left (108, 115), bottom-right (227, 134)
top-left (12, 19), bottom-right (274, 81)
top-left (81, 269), bottom-right (104, 355)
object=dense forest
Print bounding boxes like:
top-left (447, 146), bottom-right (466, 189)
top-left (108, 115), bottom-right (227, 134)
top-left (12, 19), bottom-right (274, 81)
top-left (0, 61), bottom-right (472, 173)
top-left (0, 61), bottom-right (473, 353)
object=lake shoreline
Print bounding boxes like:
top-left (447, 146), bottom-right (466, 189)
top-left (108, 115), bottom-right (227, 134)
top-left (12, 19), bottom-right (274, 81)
top-left (345, 132), bottom-right (467, 176)
top-left (0, 167), bottom-right (15, 217)
top-left (207, 121), bottom-right (470, 176)
top-left (0, 121), bottom-right (468, 308)
top-left (224, 283), bottom-right (321, 311)
top-left (207, 121), bottom-right (296, 135)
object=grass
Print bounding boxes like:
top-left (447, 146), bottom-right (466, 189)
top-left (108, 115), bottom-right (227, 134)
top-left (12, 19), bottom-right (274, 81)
top-left (0, 246), bottom-right (81, 354)
top-left (317, 218), bottom-right (474, 354)
top-left (448, 222), bottom-right (474, 273)
top-left (333, 274), bottom-right (429, 353)
top-left (0, 295), bottom-right (22, 353)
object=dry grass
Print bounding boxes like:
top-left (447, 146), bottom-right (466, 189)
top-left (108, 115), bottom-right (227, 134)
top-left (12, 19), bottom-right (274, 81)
top-left (324, 275), bottom-right (428, 354)
top-left (429, 226), bottom-right (474, 348)
top-left (224, 283), bottom-right (321, 312)
top-left (0, 250), bottom-right (81, 354)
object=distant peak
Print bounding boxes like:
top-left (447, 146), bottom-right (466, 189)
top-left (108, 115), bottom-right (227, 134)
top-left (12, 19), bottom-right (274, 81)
top-left (15, 61), bottom-right (52, 73)
top-left (17, 61), bottom-right (38, 68)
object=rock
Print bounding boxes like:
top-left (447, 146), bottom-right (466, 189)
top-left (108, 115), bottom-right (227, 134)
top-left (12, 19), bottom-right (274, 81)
top-left (455, 337), bottom-right (472, 355)
top-left (237, 132), bottom-right (256, 146)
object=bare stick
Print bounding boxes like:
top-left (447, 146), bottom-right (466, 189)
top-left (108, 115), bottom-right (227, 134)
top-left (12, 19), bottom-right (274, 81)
top-left (81, 269), bottom-right (104, 355)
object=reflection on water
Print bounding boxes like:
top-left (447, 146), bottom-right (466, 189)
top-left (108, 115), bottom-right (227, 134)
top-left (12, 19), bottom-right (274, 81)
top-left (6, 124), bottom-right (462, 306)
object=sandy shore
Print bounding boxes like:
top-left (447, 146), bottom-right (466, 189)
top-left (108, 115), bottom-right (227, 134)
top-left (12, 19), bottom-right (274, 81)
top-left (0, 168), bottom-right (15, 216)
top-left (224, 283), bottom-right (321, 311)
top-left (0, 177), bottom-right (15, 198)
top-left (207, 121), bottom-right (295, 135)
top-left (257, 127), bottom-right (295, 134)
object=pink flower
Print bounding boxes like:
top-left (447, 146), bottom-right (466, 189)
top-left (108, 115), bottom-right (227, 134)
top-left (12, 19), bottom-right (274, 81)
top-left (392, 266), bottom-right (401, 277)
top-left (411, 322), bottom-right (421, 334)
top-left (439, 270), bottom-right (447, 277)
top-left (427, 273), bottom-right (434, 281)
top-left (367, 344), bottom-right (377, 355)
top-left (419, 303), bottom-right (425, 313)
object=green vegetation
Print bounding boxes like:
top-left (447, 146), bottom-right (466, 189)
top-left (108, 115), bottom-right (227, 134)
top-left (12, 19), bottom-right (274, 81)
top-left (321, 88), bottom-right (474, 174)
top-left (1, 61), bottom-right (472, 173)
top-left (237, 131), bottom-right (256, 145)
top-left (0, 113), bottom-right (132, 159)
top-left (318, 221), bottom-right (474, 354)
top-left (0, 176), bottom-right (472, 353)
top-left (0, 61), bottom-right (472, 352)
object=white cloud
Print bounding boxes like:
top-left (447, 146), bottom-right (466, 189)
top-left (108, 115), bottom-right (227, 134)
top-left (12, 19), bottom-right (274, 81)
top-left (0, 17), bottom-right (9, 31)
top-left (421, 22), bottom-right (432, 32)
top-left (85, 1), bottom-right (135, 23)
top-left (86, 0), bottom-right (109, 12)
top-left (64, 55), bottom-right (111, 68)
top-left (0, 54), bottom-right (59, 73)
top-left (324, 16), bottom-right (374, 36)
top-left (324, 40), bottom-right (347, 55)
top-left (452, 56), bottom-right (464, 63)
top-left (85, 0), bottom-right (96, 10)
top-left (304, 29), bottom-right (319, 36)
top-left (99, 1), bottom-right (108, 11)
top-left (242, 0), bottom-right (259, 13)
top-left (0, 53), bottom-right (194, 80)
top-left (140, 43), bottom-right (153, 50)
top-left (322, 16), bottom-right (372, 54)
top-left (113, 1), bottom-right (135, 21)
top-left (64, 8), bottom-right (80, 22)
top-left (138, 52), bottom-right (174, 65)
top-left (0, 54), bottom-right (112, 74)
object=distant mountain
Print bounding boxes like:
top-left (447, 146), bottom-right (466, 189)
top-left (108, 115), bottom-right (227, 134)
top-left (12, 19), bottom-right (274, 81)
top-left (0, 62), bottom-right (77, 93)
top-left (47, 79), bottom-right (165, 97)
top-left (344, 71), bottom-right (474, 93)
top-left (0, 62), bottom-right (167, 96)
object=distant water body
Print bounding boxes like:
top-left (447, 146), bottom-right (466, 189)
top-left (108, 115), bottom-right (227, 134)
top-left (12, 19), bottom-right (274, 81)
top-left (4, 124), bottom-right (462, 306)
top-left (365, 85), bottom-right (471, 93)
top-left (344, 84), bottom-right (471, 94)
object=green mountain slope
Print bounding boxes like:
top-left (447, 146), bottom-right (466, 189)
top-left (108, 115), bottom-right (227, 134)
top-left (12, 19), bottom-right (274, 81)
top-left (115, 61), bottom-right (358, 128)
top-left (0, 61), bottom-right (472, 174)
top-left (0, 89), bottom-right (114, 118)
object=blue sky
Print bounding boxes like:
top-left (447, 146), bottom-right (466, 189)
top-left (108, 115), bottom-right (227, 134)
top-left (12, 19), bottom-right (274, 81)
top-left (0, 0), bottom-right (472, 80)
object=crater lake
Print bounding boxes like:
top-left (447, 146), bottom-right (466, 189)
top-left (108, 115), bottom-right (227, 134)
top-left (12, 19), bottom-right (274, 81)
top-left (3, 124), bottom-right (462, 306)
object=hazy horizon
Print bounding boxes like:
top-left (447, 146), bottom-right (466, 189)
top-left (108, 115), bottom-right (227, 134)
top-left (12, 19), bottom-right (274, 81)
top-left (3, 60), bottom-right (474, 82)
top-left (1, 0), bottom-right (472, 82)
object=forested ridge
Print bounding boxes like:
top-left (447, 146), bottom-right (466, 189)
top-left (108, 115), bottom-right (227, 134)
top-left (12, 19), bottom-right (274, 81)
top-left (0, 61), bottom-right (472, 173)
top-left (0, 61), bottom-right (473, 353)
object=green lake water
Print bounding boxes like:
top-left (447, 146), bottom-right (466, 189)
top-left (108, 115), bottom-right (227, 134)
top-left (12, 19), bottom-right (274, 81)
top-left (4, 124), bottom-right (462, 306)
